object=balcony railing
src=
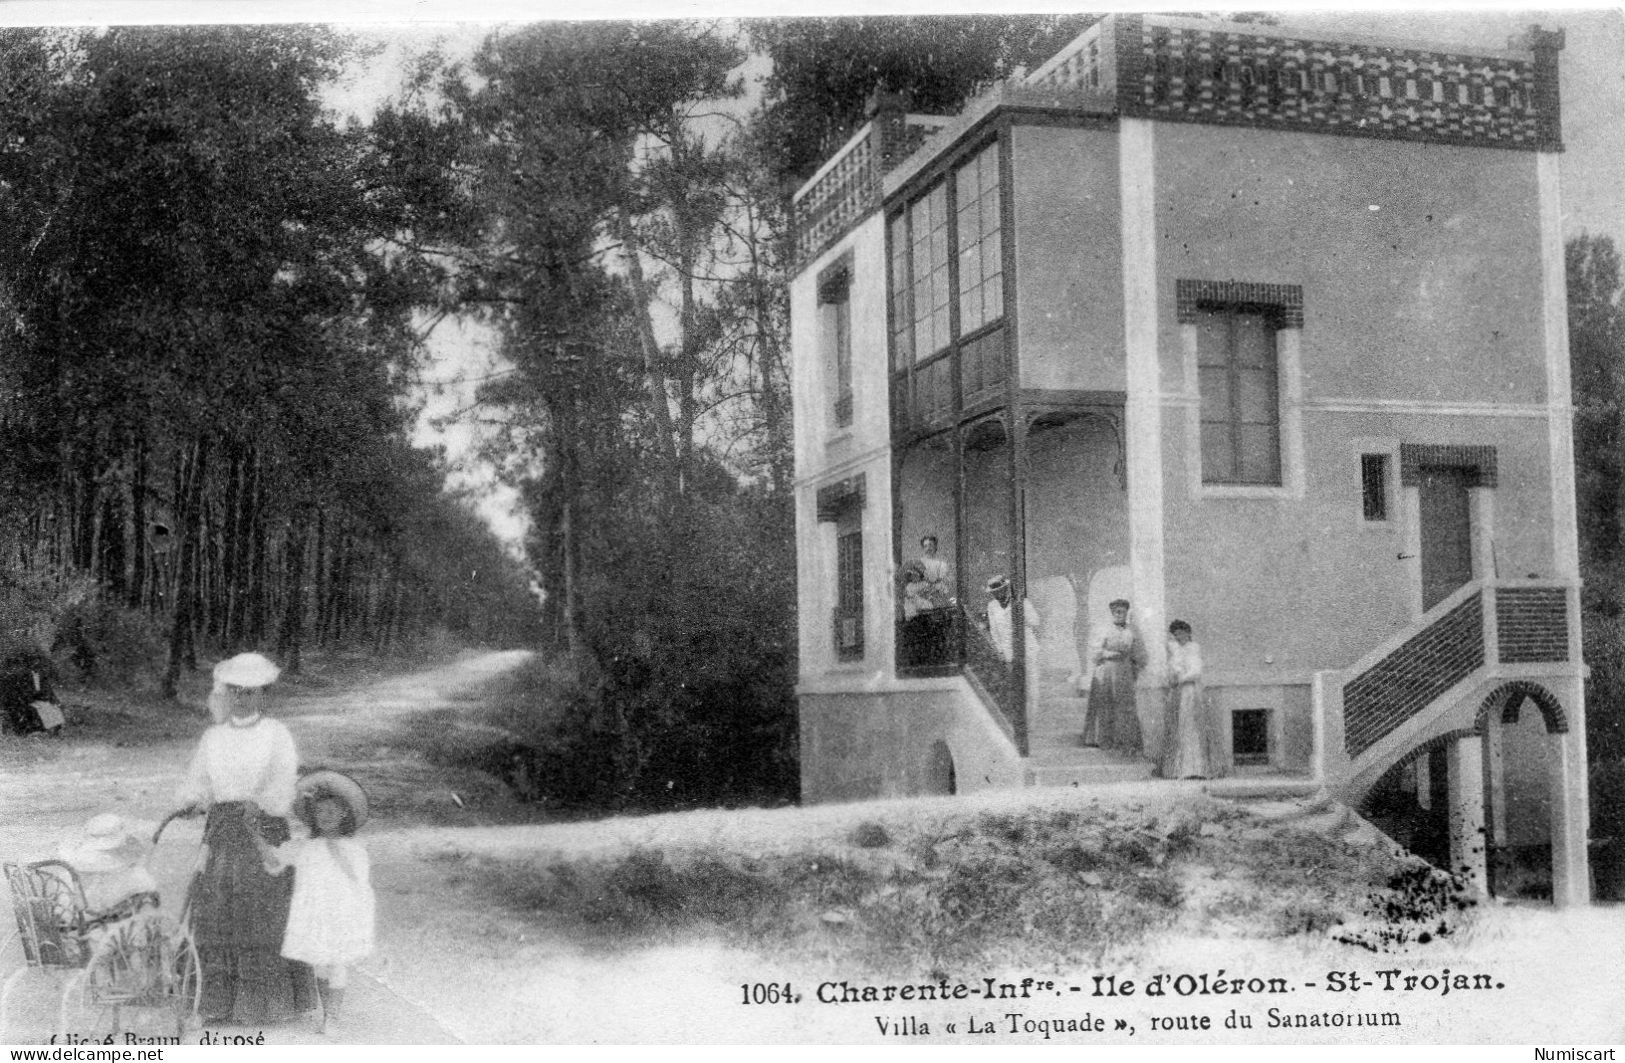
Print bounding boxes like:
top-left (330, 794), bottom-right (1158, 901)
top-left (1026, 22), bottom-right (1110, 94)
top-left (792, 127), bottom-right (880, 269)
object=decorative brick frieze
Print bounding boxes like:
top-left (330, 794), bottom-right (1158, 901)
top-left (1399, 443), bottom-right (1498, 488)
top-left (1116, 18), bottom-right (1559, 153)
top-left (816, 473), bottom-right (866, 521)
top-left (1176, 279), bottom-right (1304, 327)
top-left (1495, 587), bottom-right (1569, 663)
top-left (1344, 592), bottom-right (1484, 758)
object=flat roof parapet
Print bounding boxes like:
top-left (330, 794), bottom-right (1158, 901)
top-left (789, 13), bottom-right (1563, 274)
top-left (1111, 12), bottom-right (1561, 154)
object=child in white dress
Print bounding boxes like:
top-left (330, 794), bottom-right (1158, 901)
top-left (254, 770), bottom-right (374, 1035)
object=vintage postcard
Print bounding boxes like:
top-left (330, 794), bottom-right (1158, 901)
top-left (0, 2), bottom-right (1621, 1051)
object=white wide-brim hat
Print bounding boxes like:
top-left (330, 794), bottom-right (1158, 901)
top-left (58, 813), bottom-right (155, 874)
top-left (213, 652), bottom-right (281, 689)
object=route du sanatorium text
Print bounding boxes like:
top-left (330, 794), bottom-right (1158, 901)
top-left (736, 967), bottom-right (1507, 1039)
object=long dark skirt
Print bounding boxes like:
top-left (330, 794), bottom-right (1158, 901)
top-left (1081, 659), bottom-right (1142, 753)
top-left (189, 802), bottom-right (315, 1023)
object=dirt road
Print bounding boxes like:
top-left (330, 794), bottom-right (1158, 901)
top-left (0, 650), bottom-right (536, 1046)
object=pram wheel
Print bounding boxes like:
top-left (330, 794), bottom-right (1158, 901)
top-left (60, 913), bottom-right (201, 1040)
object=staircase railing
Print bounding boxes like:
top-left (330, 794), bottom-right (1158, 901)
top-left (896, 604), bottom-right (1026, 753)
top-left (961, 609), bottom-right (1025, 752)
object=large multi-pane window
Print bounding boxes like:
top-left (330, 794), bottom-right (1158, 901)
top-left (888, 142), bottom-right (1005, 427)
top-left (954, 146), bottom-right (1003, 335)
top-left (900, 185), bottom-right (951, 363)
top-left (1197, 307), bottom-right (1282, 484)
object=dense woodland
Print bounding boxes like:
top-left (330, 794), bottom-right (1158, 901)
top-left (0, 21), bottom-right (1620, 819)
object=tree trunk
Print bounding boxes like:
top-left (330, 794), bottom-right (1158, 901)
top-left (128, 431), bottom-right (147, 610)
top-left (220, 446), bottom-right (243, 650)
top-left (314, 510), bottom-right (330, 644)
top-left (164, 435), bottom-right (209, 700)
top-left (277, 519), bottom-right (308, 674)
top-left (615, 203), bottom-right (679, 474)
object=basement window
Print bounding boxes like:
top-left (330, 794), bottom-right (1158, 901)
top-left (1232, 708), bottom-right (1271, 767)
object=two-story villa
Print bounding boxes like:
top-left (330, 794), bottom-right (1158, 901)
top-left (789, 14), bottom-right (1588, 905)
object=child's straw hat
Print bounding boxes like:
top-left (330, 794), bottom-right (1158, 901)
top-left (294, 769), bottom-right (369, 832)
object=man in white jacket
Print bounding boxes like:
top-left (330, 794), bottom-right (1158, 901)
top-left (985, 574), bottom-right (1041, 709)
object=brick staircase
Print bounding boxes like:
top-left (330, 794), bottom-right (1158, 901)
top-left (1323, 577), bottom-right (1581, 804)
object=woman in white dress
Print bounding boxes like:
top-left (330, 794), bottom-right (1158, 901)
top-left (1159, 620), bottom-right (1221, 779)
top-left (171, 652), bottom-right (313, 1023)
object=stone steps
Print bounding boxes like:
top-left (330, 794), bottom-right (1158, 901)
top-left (1024, 758), bottom-right (1158, 787)
top-left (1202, 777), bottom-right (1325, 801)
top-left (1024, 745), bottom-right (1146, 768)
top-left (1025, 667), bottom-right (1150, 786)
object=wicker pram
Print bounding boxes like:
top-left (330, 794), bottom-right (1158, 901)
top-left (2, 821), bottom-right (201, 1039)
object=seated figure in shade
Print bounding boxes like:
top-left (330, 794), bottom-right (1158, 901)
top-left (916, 535), bottom-right (951, 605)
top-left (1081, 598), bottom-right (1145, 753)
top-left (910, 535), bottom-right (954, 664)
top-left (900, 560), bottom-right (935, 667)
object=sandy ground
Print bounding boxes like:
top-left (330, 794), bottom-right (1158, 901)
top-left (2, 652), bottom-right (1623, 1046)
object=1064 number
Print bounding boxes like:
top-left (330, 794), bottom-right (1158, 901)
top-left (741, 982), bottom-right (797, 1004)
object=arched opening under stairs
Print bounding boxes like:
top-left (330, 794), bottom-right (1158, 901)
top-left (1357, 681), bottom-right (1568, 902)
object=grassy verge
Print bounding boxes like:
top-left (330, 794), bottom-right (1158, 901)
top-left (430, 797), bottom-right (1477, 974)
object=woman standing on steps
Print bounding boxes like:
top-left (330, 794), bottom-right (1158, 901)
top-left (171, 652), bottom-right (315, 1024)
top-left (1158, 620), bottom-right (1223, 780)
top-left (1081, 598), bottom-right (1145, 753)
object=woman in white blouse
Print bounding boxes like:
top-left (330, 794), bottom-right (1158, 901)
top-left (1159, 620), bottom-right (1220, 780)
top-left (173, 652), bottom-right (313, 1024)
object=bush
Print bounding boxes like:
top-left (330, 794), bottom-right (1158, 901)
top-left (0, 561), bottom-right (95, 663)
top-left (1590, 757), bottom-right (1625, 846)
top-left (849, 822), bottom-right (892, 848)
top-left (51, 595), bottom-right (164, 686)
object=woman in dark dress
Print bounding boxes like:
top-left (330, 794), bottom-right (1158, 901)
top-left (1081, 598), bottom-right (1146, 752)
top-left (171, 652), bottom-right (314, 1024)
